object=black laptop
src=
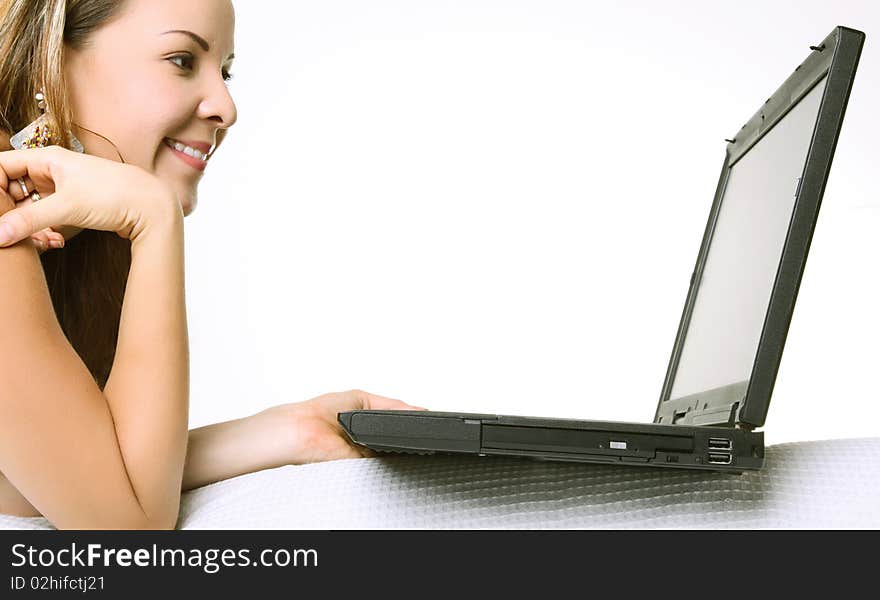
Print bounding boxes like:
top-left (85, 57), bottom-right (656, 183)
top-left (338, 26), bottom-right (865, 472)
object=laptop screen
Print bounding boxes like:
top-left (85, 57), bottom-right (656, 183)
top-left (667, 74), bottom-right (828, 402)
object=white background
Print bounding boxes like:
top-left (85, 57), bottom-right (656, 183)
top-left (185, 0), bottom-right (879, 447)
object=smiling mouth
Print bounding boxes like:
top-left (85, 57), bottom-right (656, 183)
top-left (164, 138), bottom-right (209, 172)
top-left (163, 138), bottom-right (210, 161)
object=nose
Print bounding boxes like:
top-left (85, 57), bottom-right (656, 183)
top-left (197, 75), bottom-right (238, 135)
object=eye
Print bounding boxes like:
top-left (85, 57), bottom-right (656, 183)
top-left (168, 53), bottom-right (234, 83)
top-left (168, 53), bottom-right (195, 71)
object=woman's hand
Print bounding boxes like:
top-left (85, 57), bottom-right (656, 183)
top-left (0, 145), bottom-right (179, 249)
top-left (6, 198), bottom-right (71, 255)
top-left (0, 165), bottom-right (69, 253)
top-left (268, 389), bottom-right (429, 463)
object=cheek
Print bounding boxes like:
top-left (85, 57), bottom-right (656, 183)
top-left (117, 90), bottom-right (188, 165)
top-left (68, 53), bottom-right (190, 166)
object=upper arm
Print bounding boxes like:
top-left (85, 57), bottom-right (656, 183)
top-left (0, 196), bottom-right (154, 529)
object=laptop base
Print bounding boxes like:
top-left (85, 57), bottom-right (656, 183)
top-left (339, 410), bottom-right (764, 473)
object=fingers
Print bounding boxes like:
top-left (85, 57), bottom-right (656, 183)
top-left (6, 175), bottom-right (37, 203)
top-left (0, 148), bottom-right (63, 247)
top-left (43, 228), bottom-right (65, 247)
top-left (5, 183), bottom-right (66, 251)
top-left (0, 190), bottom-right (68, 247)
top-left (0, 147), bottom-right (60, 191)
top-left (358, 447), bottom-right (379, 458)
top-left (30, 227), bottom-right (65, 254)
top-left (353, 389), bottom-right (428, 411)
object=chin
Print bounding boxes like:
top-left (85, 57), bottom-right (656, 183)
top-left (181, 198), bottom-right (197, 217)
top-left (176, 186), bottom-right (198, 217)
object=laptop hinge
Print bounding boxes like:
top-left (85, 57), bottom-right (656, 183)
top-left (655, 381), bottom-right (748, 427)
top-left (675, 401), bottom-right (741, 428)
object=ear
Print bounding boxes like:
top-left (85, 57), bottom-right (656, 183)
top-left (0, 130), bottom-right (11, 152)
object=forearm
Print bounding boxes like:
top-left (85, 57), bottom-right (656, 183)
top-left (101, 209), bottom-right (189, 527)
top-left (182, 408), bottom-right (293, 492)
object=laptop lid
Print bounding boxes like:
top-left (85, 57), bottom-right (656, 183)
top-left (653, 26), bottom-right (864, 430)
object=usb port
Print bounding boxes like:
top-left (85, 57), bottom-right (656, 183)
top-left (708, 437), bottom-right (733, 451)
top-left (707, 452), bottom-right (732, 465)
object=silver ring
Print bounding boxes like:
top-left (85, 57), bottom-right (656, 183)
top-left (30, 190), bottom-right (41, 202)
top-left (18, 177), bottom-right (28, 197)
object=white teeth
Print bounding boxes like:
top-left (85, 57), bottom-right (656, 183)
top-left (166, 138), bottom-right (207, 161)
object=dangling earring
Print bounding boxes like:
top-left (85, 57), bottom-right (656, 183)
top-left (9, 90), bottom-right (84, 153)
top-left (72, 122), bottom-right (126, 163)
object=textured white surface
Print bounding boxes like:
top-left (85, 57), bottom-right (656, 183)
top-left (2, 437), bottom-right (879, 529)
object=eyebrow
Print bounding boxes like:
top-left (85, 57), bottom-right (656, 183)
top-left (162, 29), bottom-right (235, 60)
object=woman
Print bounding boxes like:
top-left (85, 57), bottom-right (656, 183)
top-left (0, 0), bottom-right (424, 529)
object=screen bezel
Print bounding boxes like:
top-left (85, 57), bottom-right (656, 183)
top-left (653, 26), bottom-right (865, 429)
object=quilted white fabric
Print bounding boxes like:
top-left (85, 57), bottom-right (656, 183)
top-left (3, 437), bottom-right (879, 529)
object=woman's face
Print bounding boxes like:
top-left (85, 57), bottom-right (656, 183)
top-left (64, 0), bottom-right (237, 217)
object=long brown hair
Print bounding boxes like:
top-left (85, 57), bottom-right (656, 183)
top-left (0, 0), bottom-right (131, 390)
